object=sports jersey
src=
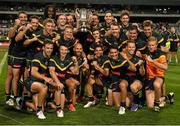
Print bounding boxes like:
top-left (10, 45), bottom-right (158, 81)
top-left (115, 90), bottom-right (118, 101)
top-left (138, 31), bottom-right (164, 51)
top-left (169, 32), bottom-right (179, 52)
top-left (100, 22), bottom-right (111, 35)
top-left (57, 36), bottom-right (78, 50)
top-left (11, 27), bottom-right (27, 58)
top-left (145, 49), bottom-right (167, 79)
top-left (108, 54), bottom-right (129, 82)
top-left (33, 29), bottom-right (56, 45)
top-left (126, 56), bottom-right (141, 78)
top-left (89, 41), bottom-right (104, 55)
top-left (29, 52), bottom-right (50, 82)
top-left (8, 25), bottom-right (22, 56)
top-left (24, 29), bottom-right (42, 60)
top-left (104, 32), bottom-right (127, 52)
top-left (49, 55), bottom-right (73, 81)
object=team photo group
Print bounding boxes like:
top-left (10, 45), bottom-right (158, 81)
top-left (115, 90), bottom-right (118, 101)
top-left (4, 5), bottom-right (178, 120)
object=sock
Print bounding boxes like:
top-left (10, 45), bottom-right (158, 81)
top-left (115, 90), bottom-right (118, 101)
top-left (121, 102), bottom-right (126, 108)
top-left (56, 104), bottom-right (61, 111)
top-left (5, 93), bottom-right (10, 101)
top-left (37, 106), bottom-right (42, 113)
top-left (154, 100), bottom-right (160, 106)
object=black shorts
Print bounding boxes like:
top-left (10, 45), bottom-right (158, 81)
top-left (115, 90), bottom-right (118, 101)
top-left (170, 42), bottom-right (178, 52)
top-left (25, 77), bottom-right (44, 93)
top-left (145, 77), bottom-right (165, 91)
top-left (7, 55), bottom-right (14, 66)
top-left (11, 57), bottom-right (26, 69)
top-left (109, 79), bottom-right (125, 92)
top-left (26, 59), bottom-right (32, 68)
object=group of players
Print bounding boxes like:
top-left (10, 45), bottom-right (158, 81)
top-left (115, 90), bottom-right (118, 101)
top-left (4, 7), bottom-right (177, 119)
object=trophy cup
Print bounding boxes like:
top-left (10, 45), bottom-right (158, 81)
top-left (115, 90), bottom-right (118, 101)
top-left (76, 8), bottom-right (90, 32)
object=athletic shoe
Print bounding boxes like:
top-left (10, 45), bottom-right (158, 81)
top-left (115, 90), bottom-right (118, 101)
top-left (57, 110), bottom-right (64, 118)
top-left (36, 110), bottom-right (46, 119)
top-left (15, 97), bottom-right (22, 110)
top-left (6, 98), bottom-right (14, 106)
top-left (168, 92), bottom-right (174, 104)
top-left (159, 101), bottom-right (166, 107)
top-left (83, 100), bottom-right (96, 108)
top-left (154, 106), bottom-right (160, 112)
top-left (118, 106), bottom-right (126, 115)
top-left (130, 104), bottom-right (138, 112)
top-left (67, 104), bottom-right (76, 111)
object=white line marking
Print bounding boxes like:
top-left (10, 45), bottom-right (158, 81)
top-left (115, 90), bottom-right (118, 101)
top-left (0, 113), bottom-right (25, 124)
top-left (0, 52), bottom-right (8, 75)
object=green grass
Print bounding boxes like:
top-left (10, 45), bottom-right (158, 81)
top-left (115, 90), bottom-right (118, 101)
top-left (0, 48), bottom-right (180, 125)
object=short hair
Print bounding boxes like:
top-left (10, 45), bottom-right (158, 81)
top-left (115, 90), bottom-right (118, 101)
top-left (44, 38), bottom-right (54, 45)
top-left (143, 20), bottom-right (153, 28)
top-left (120, 10), bottom-right (130, 18)
top-left (127, 40), bottom-right (136, 46)
top-left (29, 15), bottom-right (40, 21)
top-left (64, 25), bottom-right (73, 30)
top-left (148, 36), bottom-right (157, 44)
top-left (129, 25), bottom-right (139, 33)
top-left (43, 18), bottom-right (55, 26)
top-left (17, 11), bottom-right (28, 17)
top-left (105, 10), bottom-right (113, 16)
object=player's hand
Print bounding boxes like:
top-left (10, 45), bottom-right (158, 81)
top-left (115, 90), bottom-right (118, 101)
top-left (138, 60), bottom-right (144, 66)
top-left (15, 19), bottom-right (21, 26)
top-left (55, 82), bottom-right (64, 90)
top-left (145, 56), bottom-right (153, 63)
top-left (44, 77), bottom-right (53, 84)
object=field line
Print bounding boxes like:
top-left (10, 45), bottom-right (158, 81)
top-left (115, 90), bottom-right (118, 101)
top-left (0, 113), bottom-right (25, 124)
top-left (0, 52), bottom-right (8, 75)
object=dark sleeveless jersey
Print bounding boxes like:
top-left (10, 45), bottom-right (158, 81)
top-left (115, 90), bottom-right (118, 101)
top-left (30, 52), bottom-right (50, 82)
top-left (8, 25), bottom-right (22, 56)
top-left (11, 26), bottom-right (28, 58)
top-left (49, 55), bottom-right (73, 79)
top-left (108, 54), bottom-right (129, 82)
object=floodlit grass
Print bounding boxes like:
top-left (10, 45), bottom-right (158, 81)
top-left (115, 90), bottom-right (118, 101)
top-left (0, 48), bottom-right (180, 125)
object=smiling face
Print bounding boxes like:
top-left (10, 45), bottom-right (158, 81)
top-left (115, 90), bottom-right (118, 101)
top-left (31, 18), bottom-right (39, 31)
top-left (64, 27), bottom-right (73, 40)
top-left (129, 29), bottom-right (138, 41)
top-left (111, 24), bottom-right (120, 38)
top-left (59, 45), bottom-right (68, 58)
top-left (94, 46), bottom-right (103, 58)
top-left (110, 48), bottom-right (119, 60)
top-left (18, 12), bottom-right (28, 26)
top-left (104, 12), bottom-right (113, 24)
top-left (74, 43), bottom-right (83, 56)
top-left (148, 40), bottom-right (157, 52)
top-left (121, 14), bottom-right (129, 27)
top-left (43, 43), bottom-right (54, 58)
top-left (126, 42), bottom-right (136, 55)
top-left (144, 26), bottom-right (153, 38)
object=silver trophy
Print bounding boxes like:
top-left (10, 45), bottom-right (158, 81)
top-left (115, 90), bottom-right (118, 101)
top-left (76, 8), bottom-right (91, 32)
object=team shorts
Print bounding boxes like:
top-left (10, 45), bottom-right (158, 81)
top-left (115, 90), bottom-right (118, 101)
top-left (11, 57), bottom-right (26, 69)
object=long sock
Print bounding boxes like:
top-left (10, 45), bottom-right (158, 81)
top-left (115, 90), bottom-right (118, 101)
top-left (5, 93), bottom-right (10, 101)
top-left (37, 106), bottom-right (42, 113)
top-left (121, 102), bottom-right (126, 107)
top-left (56, 104), bottom-right (61, 111)
top-left (154, 100), bottom-right (160, 106)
